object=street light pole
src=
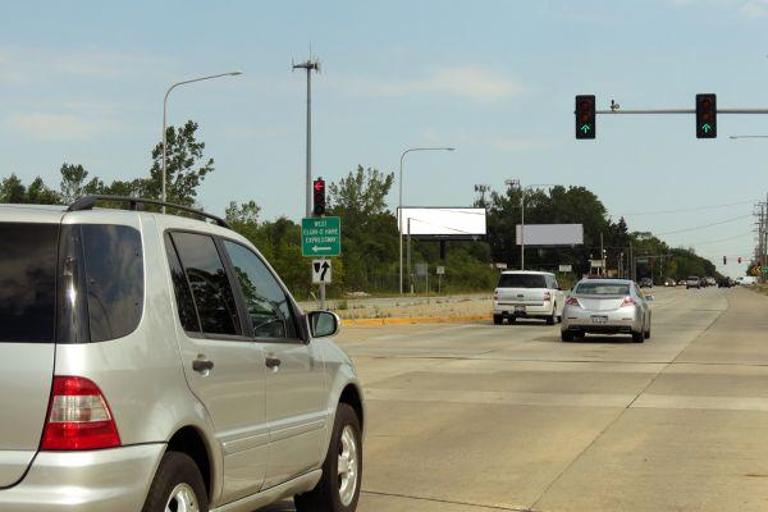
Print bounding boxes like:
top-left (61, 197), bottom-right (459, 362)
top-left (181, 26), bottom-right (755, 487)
top-left (398, 147), bottom-right (455, 294)
top-left (162, 72), bottom-right (242, 212)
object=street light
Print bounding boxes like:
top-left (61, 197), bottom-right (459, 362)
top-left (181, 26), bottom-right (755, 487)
top-left (162, 71), bottom-right (243, 211)
top-left (518, 182), bottom-right (558, 270)
top-left (398, 147), bottom-right (455, 294)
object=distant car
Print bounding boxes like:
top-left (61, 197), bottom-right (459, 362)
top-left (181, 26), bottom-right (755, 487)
top-left (493, 271), bottom-right (565, 325)
top-left (639, 277), bottom-right (654, 288)
top-left (663, 278), bottom-right (675, 287)
top-left (561, 279), bottom-right (652, 343)
top-left (686, 276), bottom-right (701, 289)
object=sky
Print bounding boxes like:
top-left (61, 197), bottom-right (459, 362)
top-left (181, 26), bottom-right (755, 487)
top-left (2, 0), bottom-right (767, 277)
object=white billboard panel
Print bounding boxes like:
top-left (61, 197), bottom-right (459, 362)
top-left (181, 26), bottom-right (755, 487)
top-left (398, 207), bottom-right (486, 238)
top-left (515, 224), bottom-right (583, 246)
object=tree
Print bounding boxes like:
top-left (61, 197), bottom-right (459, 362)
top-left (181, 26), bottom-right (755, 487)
top-left (59, 163), bottom-right (104, 203)
top-left (145, 121), bottom-right (215, 206)
top-left (0, 174), bottom-right (60, 204)
top-left (328, 166), bottom-right (398, 291)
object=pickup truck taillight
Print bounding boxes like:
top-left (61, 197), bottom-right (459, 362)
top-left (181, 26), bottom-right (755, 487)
top-left (41, 376), bottom-right (121, 451)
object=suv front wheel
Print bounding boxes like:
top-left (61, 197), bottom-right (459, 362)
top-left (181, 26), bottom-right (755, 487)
top-left (295, 403), bottom-right (363, 512)
top-left (142, 452), bottom-right (208, 512)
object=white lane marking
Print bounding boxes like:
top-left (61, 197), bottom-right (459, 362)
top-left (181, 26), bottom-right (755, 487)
top-left (631, 393), bottom-right (768, 412)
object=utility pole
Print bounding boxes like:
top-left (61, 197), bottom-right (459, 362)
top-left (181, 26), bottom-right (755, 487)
top-left (600, 232), bottom-right (605, 276)
top-left (292, 55), bottom-right (320, 218)
top-left (293, 53), bottom-right (323, 307)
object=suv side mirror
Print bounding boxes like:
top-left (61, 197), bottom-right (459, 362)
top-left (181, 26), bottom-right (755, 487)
top-left (308, 311), bottom-right (340, 338)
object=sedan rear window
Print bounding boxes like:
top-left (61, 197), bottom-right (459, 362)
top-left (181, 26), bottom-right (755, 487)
top-left (497, 274), bottom-right (548, 289)
top-left (575, 283), bottom-right (630, 295)
top-left (0, 223), bottom-right (58, 343)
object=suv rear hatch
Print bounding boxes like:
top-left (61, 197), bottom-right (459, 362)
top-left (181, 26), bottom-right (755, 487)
top-left (0, 214), bottom-right (61, 487)
top-left (495, 273), bottom-right (550, 304)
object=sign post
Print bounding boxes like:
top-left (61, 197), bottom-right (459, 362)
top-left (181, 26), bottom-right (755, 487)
top-left (302, 217), bottom-right (341, 310)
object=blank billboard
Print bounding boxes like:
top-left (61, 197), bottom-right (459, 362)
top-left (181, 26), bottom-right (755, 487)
top-left (515, 224), bottom-right (583, 246)
top-left (398, 207), bottom-right (487, 239)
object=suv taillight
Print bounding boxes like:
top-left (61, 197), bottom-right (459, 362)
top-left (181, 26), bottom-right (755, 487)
top-left (493, 290), bottom-right (499, 300)
top-left (543, 291), bottom-right (552, 302)
top-left (40, 376), bottom-right (121, 451)
top-left (621, 296), bottom-right (636, 307)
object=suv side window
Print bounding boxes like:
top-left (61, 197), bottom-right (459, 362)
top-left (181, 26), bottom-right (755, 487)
top-left (223, 240), bottom-right (298, 340)
top-left (170, 232), bottom-right (242, 336)
top-left (164, 233), bottom-right (201, 333)
top-left (81, 225), bottom-right (144, 342)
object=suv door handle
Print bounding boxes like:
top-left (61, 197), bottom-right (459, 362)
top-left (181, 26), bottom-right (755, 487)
top-left (192, 359), bottom-right (214, 373)
top-left (265, 357), bottom-right (282, 369)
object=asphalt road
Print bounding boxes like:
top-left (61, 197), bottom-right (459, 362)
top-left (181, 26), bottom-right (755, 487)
top-left (266, 286), bottom-right (768, 511)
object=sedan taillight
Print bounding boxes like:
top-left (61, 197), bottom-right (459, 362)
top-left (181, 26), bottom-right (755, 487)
top-left (621, 296), bottom-right (636, 307)
top-left (565, 296), bottom-right (581, 307)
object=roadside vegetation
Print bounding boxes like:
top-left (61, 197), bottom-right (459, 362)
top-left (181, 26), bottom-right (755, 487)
top-left (2, 121), bottom-right (732, 299)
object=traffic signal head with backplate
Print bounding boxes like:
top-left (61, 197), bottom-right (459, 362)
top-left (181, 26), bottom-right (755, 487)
top-left (313, 177), bottom-right (326, 216)
top-left (575, 95), bottom-right (596, 139)
top-left (723, 256), bottom-right (727, 265)
top-left (696, 94), bottom-right (717, 139)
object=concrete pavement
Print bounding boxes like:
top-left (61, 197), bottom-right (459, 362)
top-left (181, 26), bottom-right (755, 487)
top-left (266, 286), bottom-right (768, 511)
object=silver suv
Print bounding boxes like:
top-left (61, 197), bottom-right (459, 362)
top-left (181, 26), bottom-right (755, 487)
top-left (0, 197), bottom-right (364, 512)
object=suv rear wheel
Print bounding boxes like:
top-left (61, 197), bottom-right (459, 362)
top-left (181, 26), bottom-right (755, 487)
top-left (295, 403), bottom-right (362, 512)
top-left (142, 452), bottom-right (208, 512)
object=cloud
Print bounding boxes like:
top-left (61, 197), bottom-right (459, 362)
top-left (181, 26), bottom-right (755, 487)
top-left (489, 137), bottom-right (552, 152)
top-left (0, 46), bottom-right (166, 84)
top-left (333, 67), bottom-right (525, 101)
top-left (740, 0), bottom-right (768, 17)
top-left (669, 0), bottom-right (768, 17)
top-left (6, 113), bottom-right (113, 141)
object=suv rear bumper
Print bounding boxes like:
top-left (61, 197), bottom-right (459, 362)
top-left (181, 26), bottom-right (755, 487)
top-left (0, 444), bottom-right (164, 512)
top-left (494, 302), bottom-right (553, 317)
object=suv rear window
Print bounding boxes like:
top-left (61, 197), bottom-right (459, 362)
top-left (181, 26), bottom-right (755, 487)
top-left (497, 274), bottom-right (548, 288)
top-left (0, 223), bottom-right (58, 343)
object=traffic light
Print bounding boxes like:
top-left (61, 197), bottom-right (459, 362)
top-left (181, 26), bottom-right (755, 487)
top-left (696, 94), bottom-right (717, 139)
top-left (313, 177), bottom-right (326, 216)
top-left (738, 256), bottom-right (743, 264)
top-left (723, 256), bottom-right (727, 265)
top-left (575, 95), bottom-right (596, 139)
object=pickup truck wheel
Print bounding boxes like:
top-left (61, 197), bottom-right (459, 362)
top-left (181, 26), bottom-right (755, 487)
top-left (295, 403), bottom-right (362, 512)
top-left (142, 452), bottom-right (208, 512)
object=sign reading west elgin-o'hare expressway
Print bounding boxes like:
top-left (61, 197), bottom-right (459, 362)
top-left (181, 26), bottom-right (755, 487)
top-left (302, 216), bottom-right (341, 257)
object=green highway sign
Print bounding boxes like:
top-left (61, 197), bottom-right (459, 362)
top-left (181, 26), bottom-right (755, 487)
top-left (302, 216), bottom-right (341, 257)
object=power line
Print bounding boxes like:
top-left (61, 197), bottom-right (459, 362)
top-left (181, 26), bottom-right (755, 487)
top-left (656, 214), bottom-right (753, 236)
top-left (617, 199), bottom-right (757, 216)
top-left (682, 231), bottom-right (754, 246)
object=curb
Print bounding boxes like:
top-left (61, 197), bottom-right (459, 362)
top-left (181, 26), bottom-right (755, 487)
top-left (341, 314), bottom-right (490, 326)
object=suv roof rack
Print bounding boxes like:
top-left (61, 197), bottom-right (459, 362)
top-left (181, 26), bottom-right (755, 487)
top-left (67, 195), bottom-right (231, 228)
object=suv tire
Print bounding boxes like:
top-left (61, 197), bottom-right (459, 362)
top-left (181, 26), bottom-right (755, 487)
top-left (561, 331), bottom-right (574, 342)
top-left (295, 403), bottom-right (362, 512)
top-left (142, 452), bottom-right (208, 512)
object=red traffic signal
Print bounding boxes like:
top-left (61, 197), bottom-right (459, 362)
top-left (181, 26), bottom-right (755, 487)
top-left (723, 256), bottom-right (727, 265)
top-left (575, 95), bottom-right (596, 140)
top-left (313, 177), bottom-right (326, 216)
top-left (696, 94), bottom-right (717, 139)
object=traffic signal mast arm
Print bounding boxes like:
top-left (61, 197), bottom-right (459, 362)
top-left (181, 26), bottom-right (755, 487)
top-left (595, 107), bottom-right (768, 114)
